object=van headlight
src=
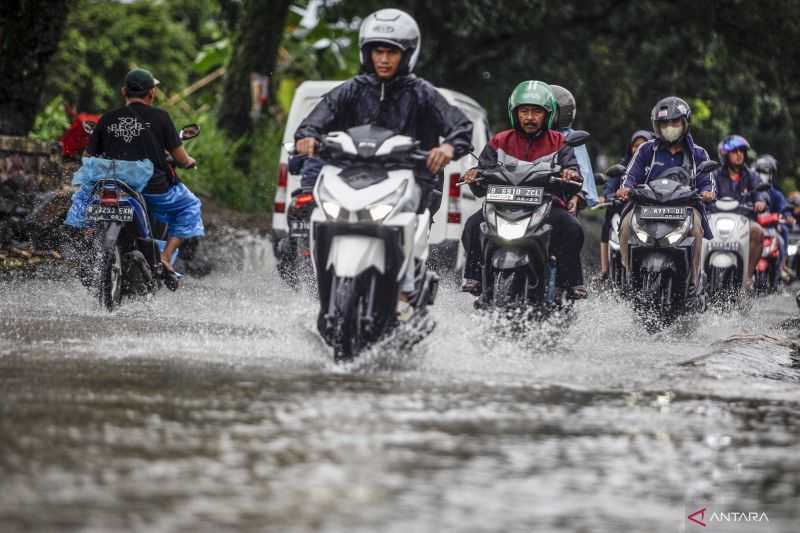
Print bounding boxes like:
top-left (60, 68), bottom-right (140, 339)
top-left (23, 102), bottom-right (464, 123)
top-left (665, 215), bottom-right (692, 245)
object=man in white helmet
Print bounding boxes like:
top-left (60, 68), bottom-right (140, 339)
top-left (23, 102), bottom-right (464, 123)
top-left (294, 8), bottom-right (473, 217)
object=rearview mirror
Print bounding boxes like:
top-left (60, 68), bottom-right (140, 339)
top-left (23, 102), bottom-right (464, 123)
top-left (179, 124), bottom-right (200, 141)
top-left (605, 164), bottom-right (626, 178)
top-left (697, 160), bottom-right (720, 175)
top-left (82, 120), bottom-right (97, 135)
top-left (594, 172), bottom-right (608, 186)
top-left (565, 129), bottom-right (590, 147)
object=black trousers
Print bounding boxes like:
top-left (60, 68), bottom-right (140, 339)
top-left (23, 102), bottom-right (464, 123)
top-left (461, 206), bottom-right (585, 288)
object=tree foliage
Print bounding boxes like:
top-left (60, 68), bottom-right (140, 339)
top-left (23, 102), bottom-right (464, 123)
top-left (324, 0), bottom-right (800, 182)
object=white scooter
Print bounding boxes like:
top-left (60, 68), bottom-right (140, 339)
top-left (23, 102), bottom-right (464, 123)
top-left (701, 197), bottom-right (753, 304)
top-left (296, 125), bottom-right (439, 361)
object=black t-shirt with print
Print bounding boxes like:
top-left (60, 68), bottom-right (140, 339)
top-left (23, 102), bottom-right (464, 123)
top-left (86, 102), bottom-right (182, 194)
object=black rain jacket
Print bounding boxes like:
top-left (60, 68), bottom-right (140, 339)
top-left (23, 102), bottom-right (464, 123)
top-left (294, 73), bottom-right (474, 161)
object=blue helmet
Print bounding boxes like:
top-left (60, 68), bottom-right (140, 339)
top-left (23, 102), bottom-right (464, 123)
top-left (718, 134), bottom-right (751, 162)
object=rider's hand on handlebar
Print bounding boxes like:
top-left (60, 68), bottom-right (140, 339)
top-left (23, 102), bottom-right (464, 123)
top-left (296, 137), bottom-right (319, 157)
top-left (701, 191), bottom-right (715, 203)
top-left (616, 186), bottom-right (631, 201)
top-left (561, 168), bottom-right (581, 183)
top-left (755, 200), bottom-right (767, 213)
top-left (427, 143), bottom-right (454, 174)
top-left (567, 195), bottom-right (579, 215)
top-left (462, 168), bottom-right (480, 184)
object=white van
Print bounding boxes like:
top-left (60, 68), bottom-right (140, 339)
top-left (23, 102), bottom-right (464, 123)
top-left (271, 80), bottom-right (490, 271)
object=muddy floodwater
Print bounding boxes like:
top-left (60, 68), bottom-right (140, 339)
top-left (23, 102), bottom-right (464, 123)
top-left (1, 253), bottom-right (799, 532)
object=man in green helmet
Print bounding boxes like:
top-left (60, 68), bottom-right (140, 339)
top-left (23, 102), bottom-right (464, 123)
top-left (460, 80), bottom-right (586, 298)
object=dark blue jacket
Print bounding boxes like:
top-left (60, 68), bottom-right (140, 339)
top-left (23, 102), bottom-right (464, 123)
top-left (710, 166), bottom-right (764, 209)
top-left (622, 134), bottom-right (715, 238)
top-left (766, 186), bottom-right (792, 216)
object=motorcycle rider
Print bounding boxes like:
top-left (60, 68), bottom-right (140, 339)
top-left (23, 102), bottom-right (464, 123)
top-left (461, 80), bottom-right (586, 299)
top-left (67, 68), bottom-right (204, 277)
top-left (617, 96), bottom-right (716, 298)
top-left (550, 84), bottom-right (598, 213)
top-left (753, 154), bottom-right (795, 275)
top-left (599, 130), bottom-right (653, 280)
top-left (710, 134), bottom-right (765, 289)
top-left (293, 9), bottom-right (472, 316)
top-left (294, 8), bottom-right (472, 211)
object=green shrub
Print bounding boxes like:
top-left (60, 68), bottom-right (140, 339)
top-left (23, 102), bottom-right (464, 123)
top-left (168, 105), bottom-right (284, 213)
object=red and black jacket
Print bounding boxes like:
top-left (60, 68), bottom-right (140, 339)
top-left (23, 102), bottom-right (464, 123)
top-left (470, 128), bottom-right (581, 207)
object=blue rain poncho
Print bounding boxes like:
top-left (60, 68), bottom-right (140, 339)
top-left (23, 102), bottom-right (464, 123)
top-left (65, 157), bottom-right (204, 239)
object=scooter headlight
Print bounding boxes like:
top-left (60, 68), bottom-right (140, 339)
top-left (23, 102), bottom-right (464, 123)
top-left (321, 201), bottom-right (341, 219)
top-left (485, 203), bottom-right (498, 228)
top-left (715, 217), bottom-right (736, 239)
top-left (496, 215), bottom-right (529, 240)
top-left (789, 243), bottom-right (798, 256)
top-left (631, 214), bottom-right (652, 244)
top-left (665, 215), bottom-right (692, 245)
top-left (364, 182), bottom-right (407, 222)
top-left (317, 182), bottom-right (343, 220)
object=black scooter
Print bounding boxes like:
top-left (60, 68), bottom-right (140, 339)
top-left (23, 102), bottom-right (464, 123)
top-left (471, 130), bottom-right (588, 313)
top-left (624, 160), bottom-right (719, 331)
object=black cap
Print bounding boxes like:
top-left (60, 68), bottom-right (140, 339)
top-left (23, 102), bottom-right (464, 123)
top-left (125, 68), bottom-right (160, 92)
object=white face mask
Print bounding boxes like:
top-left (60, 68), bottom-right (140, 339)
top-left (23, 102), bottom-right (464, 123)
top-left (660, 123), bottom-right (684, 143)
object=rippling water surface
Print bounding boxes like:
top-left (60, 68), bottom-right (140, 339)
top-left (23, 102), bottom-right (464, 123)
top-left (1, 251), bottom-right (799, 532)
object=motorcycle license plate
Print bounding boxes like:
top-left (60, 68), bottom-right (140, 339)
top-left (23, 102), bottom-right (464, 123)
top-left (86, 204), bottom-right (133, 222)
top-left (289, 220), bottom-right (309, 237)
top-left (486, 185), bottom-right (543, 205)
top-left (709, 241), bottom-right (739, 251)
top-left (638, 206), bottom-right (688, 220)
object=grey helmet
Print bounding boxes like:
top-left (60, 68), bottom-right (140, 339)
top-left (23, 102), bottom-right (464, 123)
top-left (651, 96), bottom-right (691, 143)
top-left (550, 85), bottom-right (576, 130)
top-left (753, 154), bottom-right (778, 185)
top-left (359, 9), bottom-right (421, 74)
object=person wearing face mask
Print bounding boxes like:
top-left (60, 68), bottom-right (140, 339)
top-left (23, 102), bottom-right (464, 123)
top-left (752, 154), bottom-right (795, 278)
top-left (616, 96), bottom-right (716, 300)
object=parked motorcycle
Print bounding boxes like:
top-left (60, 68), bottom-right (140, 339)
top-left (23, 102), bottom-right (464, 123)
top-left (297, 125), bottom-right (439, 361)
top-left (702, 197), bottom-right (754, 304)
top-left (79, 121), bottom-right (199, 310)
top-left (754, 211), bottom-right (784, 294)
top-left (624, 160), bottom-right (720, 332)
top-left (470, 130), bottom-right (588, 313)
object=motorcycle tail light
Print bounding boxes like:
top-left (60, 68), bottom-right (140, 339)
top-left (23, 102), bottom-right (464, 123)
top-left (447, 173), bottom-right (461, 224)
top-left (100, 188), bottom-right (119, 206)
top-left (294, 193), bottom-right (314, 207)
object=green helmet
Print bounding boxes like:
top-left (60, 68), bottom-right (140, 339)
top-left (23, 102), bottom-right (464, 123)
top-left (507, 80), bottom-right (557, 130)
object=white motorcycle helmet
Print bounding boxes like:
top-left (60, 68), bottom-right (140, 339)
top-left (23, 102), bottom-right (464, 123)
top-left (359, 8), bottom-right (421, 74)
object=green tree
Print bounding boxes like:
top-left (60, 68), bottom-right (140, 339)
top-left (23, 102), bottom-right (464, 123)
top-left (0, 0), bottom-right (72, 135)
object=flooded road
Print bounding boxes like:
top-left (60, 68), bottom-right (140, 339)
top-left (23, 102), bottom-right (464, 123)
top-left (1, 254), bottom-right (799, 532)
